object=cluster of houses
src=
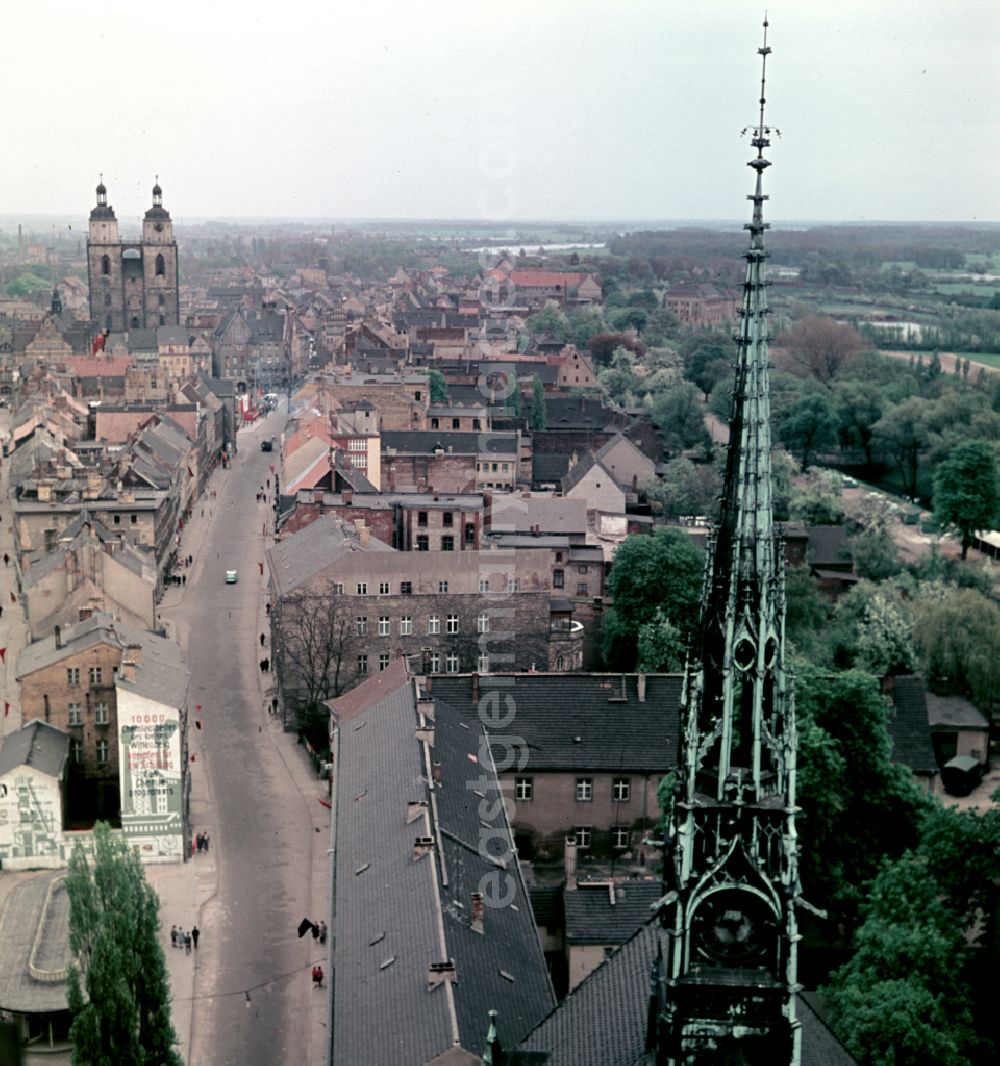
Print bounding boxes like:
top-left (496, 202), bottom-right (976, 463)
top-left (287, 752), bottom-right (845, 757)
top-left (0, 204), bottom-right (989, 1061)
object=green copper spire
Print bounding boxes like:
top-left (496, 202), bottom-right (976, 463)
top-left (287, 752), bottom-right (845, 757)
top-left (689, 12), bottom-right (788, 807)
top-left (658, 19), bottom-right (802, 1065)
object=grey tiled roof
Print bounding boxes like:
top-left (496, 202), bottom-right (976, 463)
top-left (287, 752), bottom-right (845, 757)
top-left (0, 873), bottom-right (73, 1013)
top-left (382, 430), bottom-right (518, 456)
top-left (564, 881), bottom-right (663, 945)
top-left (0, 719), bottom-right (70, 779)
top-left (331, 683), bottom-right (554, 1064)
top-left (429, 674), bottom-right (680, 773)
top-left (888, 675), bottom-right (939, 774)
top-left (266, 514), bottom-right (391, 597)
top-left (521, 918), bottom-right (857, 1065)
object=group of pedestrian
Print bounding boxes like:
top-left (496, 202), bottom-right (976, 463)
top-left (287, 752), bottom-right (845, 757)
top-left (170, 925), bottom-right (199, 953)
top-left (195, 830), bottom-right (211, 852)
top-left (259, 657), bottom-right (270, 673)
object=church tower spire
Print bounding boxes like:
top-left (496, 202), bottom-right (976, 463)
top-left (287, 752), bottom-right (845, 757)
top-left (657, 18), bottom-right (801, 1065)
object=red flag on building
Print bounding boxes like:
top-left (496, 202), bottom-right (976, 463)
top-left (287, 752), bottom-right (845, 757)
top-left (258, 562), bottom-right (264, 575)
top-left (0, 648), bottom-right (6, 664)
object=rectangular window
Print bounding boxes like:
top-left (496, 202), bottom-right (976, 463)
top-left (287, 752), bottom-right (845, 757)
top-left (479, 578), bottom-right (490, 593)
top-left (378, 653), bottom-right (391, 671)
top-left (507, 577), bottom-right (519, 592)
top-left (442, 512), bottom-right (453, 527)
top-left (441, 536), bottom-right (454, 551)
top-left (579, 565), bottom-right (589, 574)
top-left (356, 582), bottom-right (368, 595)
top-left (70, 740), bottom-right (83, 765)
top-left (472, 418), bottom-right (481, 430)
top-left (575, 826), bottom-right (592, 850)
top-left (378, 581), bottom-right (390, 596)
top-left (89, 666), bottom-right (103, 685)
top-left (576, 778), bottom-right (593, 802)
top-left (94, 702), bottom-right (109, 726)
top-left (357, 654), bottom-right (368, 675)
top-left (400, 581), bottom-right (412, 595)
top-left (451, 418), bottom-right (460, 429)
top-left (96, 739), bottom-right (110, 765)
top-left (477, 652), bottom-right (490, 673)
top-left (446, 614), bottom-right (459, 634)
top-left (430, 418), bottom-right (439, 429)
top-left (400, 615), bottom-right (413, 636)
top-left (428, 615), bottom-right (440, 635)
top-left (67, 667), bottom-right (81, 687)
top-left (577, 582), bottom-right (589, 596)
top-left (429, 652), bottom-right (441, 673)
top-left (356, 616), bottom-right (368, 637)
top-left (438, 580), bottom-right (449, 593)
top-left (465, 522), bottom-right (476, 545)
top-left (612, 777), bottom-right (631, 802)
top-left (514, 777), bottom-right (533, 801)
top-left (477, 613), bottom-right (489, 633)
top-left (612, 826), bottom-right (630, 850)
top-left (418, 511), bottom-right (428, 527)
top-left (67, 703), bottom-right (83, 726)
top-left (553, 569), bottom-right (564, 589)
top-left (333, 582), bottom-right (344, 594)
top-left (502, 463), bottom-right (509, 473)
top-left (445, 653), bottom-right (460, 673)
top-left (556, 551), bottom-right (564, 563)
top-left (378, 616), bottom-right (390, 636)
top-left (416, 535), bottom-right (429, 552)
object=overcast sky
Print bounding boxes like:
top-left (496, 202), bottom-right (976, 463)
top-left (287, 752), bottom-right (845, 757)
top-left (3, 0), bottom-right (998, 225)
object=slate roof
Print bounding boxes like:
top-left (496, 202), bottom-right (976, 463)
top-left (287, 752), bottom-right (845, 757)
top-left (0, 719), bottom-right (70, 779)
top-left (532, 452), bottom-right (571, 484)
top-left (887, 675), bottom-right (939, 775)
top-left (382, 430), bottom-right (518, 456)
top-left (15, 612), bottom-right (166, 679)
top-left (266, 513), bottom-right (392, 597)
top-left (564, 881), bottom-right (663, 946)
top-left (520, 917), bottom-right (857, 1065)
top-left (331, 679), bottom-right (554, 1064)
top-left (925, 692), bottom-right (989, 730)
top-left (429, 674), bottom-right (681, 773)
top-left (116, 636), bottom-right (189, 711)
top-left (0, 873), bottom-right (73, 1013)
top-left (487, 495), bottom-right (588, 536)
top-left (806, 525), bottom-right (852, 569)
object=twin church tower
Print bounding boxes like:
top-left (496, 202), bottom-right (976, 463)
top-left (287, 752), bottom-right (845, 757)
top-left (86, 179), bottom-right (180, 333)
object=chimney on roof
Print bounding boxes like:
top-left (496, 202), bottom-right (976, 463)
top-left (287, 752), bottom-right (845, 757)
top-left (125, 642), bottom-right (142, 665)
top-left (427, 960), bottom-right (456, 991)
top-left (413, 836), bottom-right (435, 861)
top-left (54, 625), bottom-right (62, 649)
top-left (343, 487), bottom-right (353, 505)
top-left (406, 800), bottom-right (428, 824)
top-left (565, 836), bottom-right (578, 890)
top-left (431, 761), bottom-right (442, 786)
top-left (570, 450), bottom-right (578, 468)
top-left (471, 892), bottom-right (485, 934)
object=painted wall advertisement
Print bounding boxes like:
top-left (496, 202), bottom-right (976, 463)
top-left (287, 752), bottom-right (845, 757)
top-left (118, 693), bottom-right (184, 862)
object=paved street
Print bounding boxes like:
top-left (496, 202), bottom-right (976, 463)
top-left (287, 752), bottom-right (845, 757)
top-left (158, 407), bottom-right (330, 1066)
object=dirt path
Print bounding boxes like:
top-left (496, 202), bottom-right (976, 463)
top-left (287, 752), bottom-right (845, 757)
top-left (879, 348), bottom-right (998, 377)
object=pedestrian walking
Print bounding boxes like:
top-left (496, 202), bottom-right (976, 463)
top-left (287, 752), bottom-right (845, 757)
top-left (312, 965), bottom-right (324, 988)
top-left (170, 925), bottom-right (178, 949)
top-left (203, 831), bottom-right (210, 851)
top-left (318, 921), bottom-right (327, 945)
top-left (0, 604), bottom-right (4, 619)
top-left (191, 926), bottom-right (200, 950)
top-left (260, 633), bottom-right (266, 647)
top-left (184, 930), bottom-right (192, 955)
top-left (2, 553), bottom-right (8, 566)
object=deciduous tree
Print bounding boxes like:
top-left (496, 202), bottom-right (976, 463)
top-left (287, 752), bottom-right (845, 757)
top-left (66, 822), bottom-right (182, 1066)
top-left (530, 374), bottom-right (546, 431)
top-left (932, 439), bottom-right (1000, 559)
top-left (602, 527), bottom-right (704, 670)
top-left (778, 392), bottom-right (838, 471)
top-left (781, 315), bottom-right (864, 385)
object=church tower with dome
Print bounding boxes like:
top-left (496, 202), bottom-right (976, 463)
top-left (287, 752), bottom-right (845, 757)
top-left (86, 178), bottom-right (180, 334)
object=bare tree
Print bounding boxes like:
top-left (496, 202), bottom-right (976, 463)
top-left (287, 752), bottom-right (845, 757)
top-left (781, 316), bottom-right (864, 386)
top-left (272, 583), bottom-right (358, 731)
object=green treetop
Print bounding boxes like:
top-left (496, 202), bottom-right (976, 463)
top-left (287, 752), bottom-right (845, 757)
top-left (66, 822), bottom-right (182, 1066)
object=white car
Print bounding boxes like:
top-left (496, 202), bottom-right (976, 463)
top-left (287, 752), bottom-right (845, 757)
top-left (225, 569), bottom-right (238, 584)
